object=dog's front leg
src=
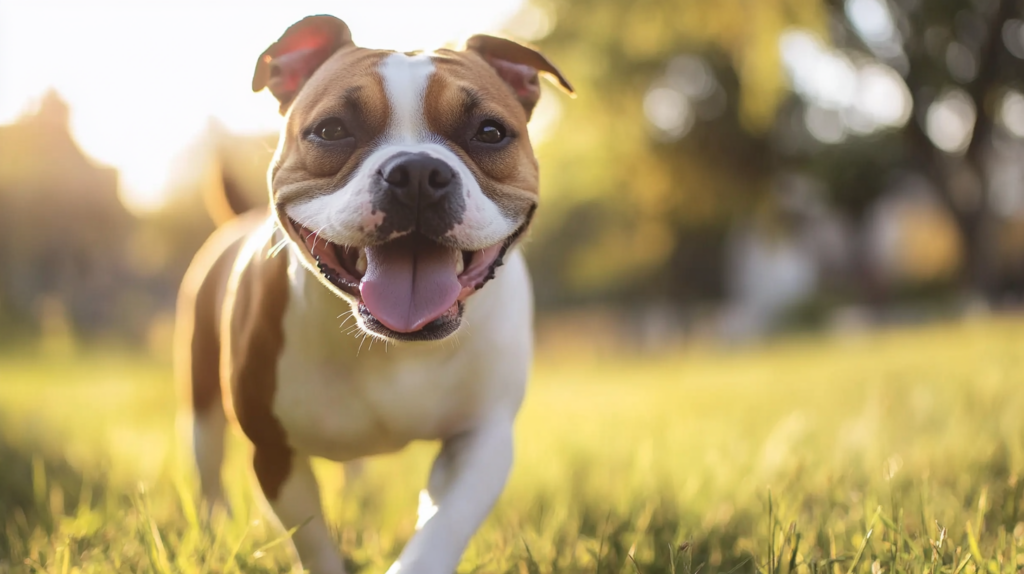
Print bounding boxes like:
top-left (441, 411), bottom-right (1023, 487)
top-left (387, 416), bottom-right (514, 574)
top-left (257, 451), bottom-right (345, 574)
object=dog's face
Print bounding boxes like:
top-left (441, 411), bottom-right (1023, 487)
top-left (253, 16), bottom-right (572, 342)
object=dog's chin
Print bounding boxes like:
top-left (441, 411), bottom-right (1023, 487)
top-left (285, 218), bottom-right (529, 343)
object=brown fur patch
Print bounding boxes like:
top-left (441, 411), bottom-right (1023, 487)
top-left (424, 50), bottom-right (541, 219)
top-left (270, 47), bottom-right (392, 206)
top-left (175, 212), bottom-right (267, 415)
top-left (221, 226), bottom-right (294, 500)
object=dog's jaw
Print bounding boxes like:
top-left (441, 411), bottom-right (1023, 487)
top-left (283, 207), bottom-right (532, 341)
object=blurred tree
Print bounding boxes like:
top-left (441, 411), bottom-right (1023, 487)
top-left (525, 0), bottom-right (827, 308)
top-left (820, 0), bottom-right (1024, 298)
top-left (527, 0), bottom-right (1024, 310)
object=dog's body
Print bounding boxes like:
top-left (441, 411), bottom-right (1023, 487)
top-left (175, 15), bottom-right (571, 574)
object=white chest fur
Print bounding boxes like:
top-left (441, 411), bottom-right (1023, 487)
top-left (272, 246), bottom-right (534, 461)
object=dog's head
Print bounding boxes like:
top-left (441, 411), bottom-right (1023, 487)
top-left (254, 15), bottom-right (573, 342)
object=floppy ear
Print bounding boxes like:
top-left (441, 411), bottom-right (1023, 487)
top-left (466, 35), bottom-right (575, 120)
top-left (252, 15), bottom-right (354, 114)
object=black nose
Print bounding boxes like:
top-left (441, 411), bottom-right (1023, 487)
top-left (374, 152), bottom-right (466, 239)
top-left (381, 153), bottom-right (457, 206)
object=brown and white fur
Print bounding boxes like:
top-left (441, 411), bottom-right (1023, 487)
top-left (174, 15), bottom-right (573, 574)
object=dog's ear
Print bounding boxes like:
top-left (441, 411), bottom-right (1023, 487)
top-left (466, 35), bottom-right (575, 120)
top-left (253, 15), bottom-right (354, 114)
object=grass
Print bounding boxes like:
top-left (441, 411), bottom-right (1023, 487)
top-left (1, 317), bottom-right (1024, 573)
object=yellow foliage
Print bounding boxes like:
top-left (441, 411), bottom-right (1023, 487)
top-left (897, 207), bottom-right (963, 283)
top-left (566, 220), bottom-right (675, 294)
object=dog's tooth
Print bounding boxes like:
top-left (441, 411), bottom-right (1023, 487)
top-left (455, 253), bottom-right (465, 275)
top-left (355, 249), bottom-right (367, 275)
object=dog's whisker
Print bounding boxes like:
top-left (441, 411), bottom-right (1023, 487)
top-left (311, 224), bottom-right (329, 251)
top-left (337, 310), bottom-right (358, 332)
top-left (268, 237), bottom-right (291, 259)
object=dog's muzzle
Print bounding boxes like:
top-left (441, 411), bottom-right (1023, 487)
top-left (372, 152), bottom-right (467, 241)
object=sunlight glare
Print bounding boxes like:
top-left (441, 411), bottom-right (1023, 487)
top-left (926, 88), bottom-right (976, 155)
top-left (779, 30), bottom-right (857, 111)
top-left (415, 488), bottom-right (439, 529)
top-left (0, 0), bottom-right (523, 214)
top-left (781, 29), bottom-right (911, 144)
top-left (845, 0), bottom-right (896, 44)
top-left (644, 87), bottom-right (694, 141)
top-left (999, 90), bottom-right (1024, 138)
top-left (855, 63), bottom-right (912, 129)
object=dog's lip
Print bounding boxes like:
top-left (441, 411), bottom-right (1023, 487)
top-left (287, 219), bottom-right (522, 332)
top-left (293, 223), bottom-right (362, 297)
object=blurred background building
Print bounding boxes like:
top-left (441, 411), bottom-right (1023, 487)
top-left (0, 92), bottom-right (130, 338)
top-left (3, 0), bottom-right (1024, 350)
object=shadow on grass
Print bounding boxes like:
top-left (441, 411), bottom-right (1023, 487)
top-left (0, 434), bottom-right (103, 561)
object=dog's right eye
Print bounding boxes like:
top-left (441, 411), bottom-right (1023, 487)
top-left (312, 118), bottom-right (349, 141)
top-left (472, 120), bottom-right (508, 144)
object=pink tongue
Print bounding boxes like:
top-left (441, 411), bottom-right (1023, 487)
top-left (359, 235), bottom-right (462, 333)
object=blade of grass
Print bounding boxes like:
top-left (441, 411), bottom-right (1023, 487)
top-left (769, 489), bottom-right (775, 574)
top-left (830, 529), bottom-right (841, 574)
top-left (173, 470), bottom-right (199, 533)
top-left (724, 557), bottom-right (752, 574)
top-left (975, 487), bottom-right (988, 538)
top-left (32, 456), bottom-right (46, 513)
top-left (251, 515), bottom-right (313, 558)
top-left (628, 552), bottom-right (643, 574)
top-left (222, 522), bottom-right (253, 574)
top-left (846, 507), bottom-right (881, 574)
top-left (951, 553), bottom-right (972, 574)
top-left (878, 512), bottom-right (922, 558)
top-left (521, 537), bottom-right (541, 574)
top-left (788, 532), bottom-right (802, 574)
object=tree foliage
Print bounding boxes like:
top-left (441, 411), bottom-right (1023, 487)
top-left (526, 0), bottom-right (1024, 307)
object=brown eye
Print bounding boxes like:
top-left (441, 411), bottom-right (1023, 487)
top-left (472, 120), bottom-right (507, 144)
top-left (313, 118), bottom-right (349, 141)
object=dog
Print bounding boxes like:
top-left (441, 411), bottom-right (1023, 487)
top-left (174, 15), bottom-right (573, 574)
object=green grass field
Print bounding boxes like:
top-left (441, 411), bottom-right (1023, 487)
top-left (2, 318), bottom-right (1024, 573)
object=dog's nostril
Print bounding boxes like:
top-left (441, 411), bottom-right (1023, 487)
top-left (384, 165), bottom-right (410, 188)
top-left (427, 168), bottom-right (453, 190)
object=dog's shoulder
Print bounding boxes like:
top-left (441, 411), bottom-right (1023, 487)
top-left (216, 217), bottom-right (294, 444)
top-left (179, 210), bottom-right (269, 326)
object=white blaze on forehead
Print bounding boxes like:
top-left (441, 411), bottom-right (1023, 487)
top-left (379, 53), bottom-right (435, 144)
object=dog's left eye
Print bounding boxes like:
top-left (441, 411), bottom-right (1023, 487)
top-left (312, 118), bottom-right (349, 141)
top-left (472, 120), bottom-right (507, 144)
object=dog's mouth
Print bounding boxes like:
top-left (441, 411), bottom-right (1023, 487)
top-left (290, 220), bottom-right (525, 340)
